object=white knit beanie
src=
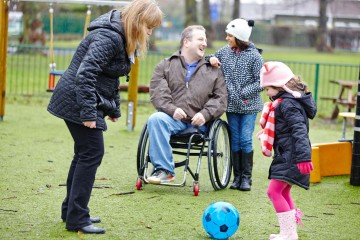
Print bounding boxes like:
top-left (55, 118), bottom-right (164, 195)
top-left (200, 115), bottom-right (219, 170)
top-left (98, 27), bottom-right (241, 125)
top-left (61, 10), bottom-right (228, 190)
top-left (225, 18), bottom-right (254, 42)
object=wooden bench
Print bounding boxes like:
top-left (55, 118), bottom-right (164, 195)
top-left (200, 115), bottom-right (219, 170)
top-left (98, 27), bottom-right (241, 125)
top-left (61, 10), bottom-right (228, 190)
top-left (119, 85), bottom-right (149, 93)
top-left (338, 112), bottom-right (356, 140)
top-left (320, 96), bottom-right (337, 102)
top-left (320, 80), bottom-right (357, 119)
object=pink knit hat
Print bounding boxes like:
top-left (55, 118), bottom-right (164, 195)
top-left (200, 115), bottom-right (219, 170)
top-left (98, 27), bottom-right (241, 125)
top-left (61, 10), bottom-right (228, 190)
top-left (260, 61), bottom-right (301, 98)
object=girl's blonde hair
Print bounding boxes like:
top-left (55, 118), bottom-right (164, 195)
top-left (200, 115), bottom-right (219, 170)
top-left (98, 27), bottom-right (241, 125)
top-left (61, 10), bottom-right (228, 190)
top-left (121, 0), bottom-right (163, 57)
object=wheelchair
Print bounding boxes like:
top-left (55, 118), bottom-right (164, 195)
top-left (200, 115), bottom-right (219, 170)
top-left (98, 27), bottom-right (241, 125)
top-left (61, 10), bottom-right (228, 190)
top-left (136, 118), bottom-right (232, 196)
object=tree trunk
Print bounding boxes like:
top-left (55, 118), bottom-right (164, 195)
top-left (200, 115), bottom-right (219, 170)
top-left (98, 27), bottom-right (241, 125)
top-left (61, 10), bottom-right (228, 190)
top-left (202, 0), bottom-right (214, 48)
top-left (185, 0), bottom-right (197, 26)
top-left (316, 0), bottom-right (331, 52)
top-left (233, 0), bottom-right (240, 19)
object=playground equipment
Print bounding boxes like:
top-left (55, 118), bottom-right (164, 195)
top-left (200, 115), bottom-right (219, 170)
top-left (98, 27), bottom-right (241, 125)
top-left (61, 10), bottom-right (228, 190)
top-left (350, 77), bottom-right (360, 186)
top-left (10, 0), bottom-right (141, 130)
top-left (310, 73), bottom-right (360, 186)
top-left (46, 3), bottom-right (91, 92)
top-left (0, 0), bottom-right (9, 121)
top-left (310, 142), bottom-right (352, 183)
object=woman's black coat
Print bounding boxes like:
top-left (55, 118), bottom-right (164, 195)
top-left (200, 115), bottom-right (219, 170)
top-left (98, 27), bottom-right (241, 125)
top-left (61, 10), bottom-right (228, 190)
top-left (269, 92), bottom-right (317, 189)
top-left (47, 10), bottom-right (131, 130)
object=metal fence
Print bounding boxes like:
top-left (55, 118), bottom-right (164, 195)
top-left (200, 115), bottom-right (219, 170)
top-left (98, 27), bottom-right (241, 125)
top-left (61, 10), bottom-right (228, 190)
top-left (5, 44), bottom-right (360, 118)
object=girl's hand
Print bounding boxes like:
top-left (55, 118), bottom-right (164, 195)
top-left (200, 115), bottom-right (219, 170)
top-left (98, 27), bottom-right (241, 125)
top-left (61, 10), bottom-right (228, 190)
top-left (209, 57), bottom-right (221, 67)
top-left (297, 162), bottom-right (313, 174)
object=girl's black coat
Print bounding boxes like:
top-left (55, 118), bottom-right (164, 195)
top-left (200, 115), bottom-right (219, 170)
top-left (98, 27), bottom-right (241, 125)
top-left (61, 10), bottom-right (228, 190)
top-left (270, 92), bottom-right (317, 189)
top-left (47, 10), bottom-right (131, 130)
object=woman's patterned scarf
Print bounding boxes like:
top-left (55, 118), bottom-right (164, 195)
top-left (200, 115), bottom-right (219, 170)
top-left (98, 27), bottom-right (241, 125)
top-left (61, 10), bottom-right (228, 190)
top-left (256, 98), bottom-right (283, 157)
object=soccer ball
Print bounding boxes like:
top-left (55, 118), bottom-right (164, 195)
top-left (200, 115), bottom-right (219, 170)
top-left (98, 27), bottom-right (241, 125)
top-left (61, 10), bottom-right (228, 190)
top-left (202, 201), bottom-right (240, 239)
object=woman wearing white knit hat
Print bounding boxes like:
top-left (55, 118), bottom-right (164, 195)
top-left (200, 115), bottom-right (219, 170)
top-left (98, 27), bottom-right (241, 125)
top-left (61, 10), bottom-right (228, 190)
top-left (208, 18), bottom-right (263, 191)
top-left (258, 61), bottom-right (317, 240)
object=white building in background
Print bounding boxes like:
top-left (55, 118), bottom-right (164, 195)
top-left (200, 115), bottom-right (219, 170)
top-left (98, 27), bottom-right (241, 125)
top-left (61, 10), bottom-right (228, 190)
top-left (8, 11), bottom-right (23, 37)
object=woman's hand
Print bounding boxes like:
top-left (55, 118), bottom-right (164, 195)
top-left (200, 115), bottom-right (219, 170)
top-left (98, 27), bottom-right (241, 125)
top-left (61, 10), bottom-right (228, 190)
top-left (83, 121), bottom-right (96, 128)
top-left (108, 117), bottom-right (119, 122)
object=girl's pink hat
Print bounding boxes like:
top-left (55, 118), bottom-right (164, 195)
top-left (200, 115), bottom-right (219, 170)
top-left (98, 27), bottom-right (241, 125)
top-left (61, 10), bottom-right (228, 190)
top-left (260, 61), bottom-right (301, 98)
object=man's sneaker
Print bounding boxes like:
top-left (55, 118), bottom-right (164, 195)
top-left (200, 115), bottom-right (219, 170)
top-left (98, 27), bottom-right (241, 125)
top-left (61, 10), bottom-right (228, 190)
top-left (147, 169), bottom-right (175, 184)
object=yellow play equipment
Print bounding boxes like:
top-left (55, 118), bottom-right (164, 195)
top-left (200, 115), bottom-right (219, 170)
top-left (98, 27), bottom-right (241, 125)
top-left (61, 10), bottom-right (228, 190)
top-left (47, 4), bottom-right (92, 92)
top-left (310, 141), bottom-right (352, 183)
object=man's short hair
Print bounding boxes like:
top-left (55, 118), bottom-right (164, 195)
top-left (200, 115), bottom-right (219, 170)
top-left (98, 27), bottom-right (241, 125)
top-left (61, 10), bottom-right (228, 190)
top-left (180, 25), bottom-right (206, 48)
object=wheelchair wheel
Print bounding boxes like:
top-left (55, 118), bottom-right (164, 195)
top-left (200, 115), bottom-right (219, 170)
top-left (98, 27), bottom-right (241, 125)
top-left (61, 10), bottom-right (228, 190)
top-left (136, 124), bottom-right (150, 176)
top-left (207, 119), bottom-right (232, 190)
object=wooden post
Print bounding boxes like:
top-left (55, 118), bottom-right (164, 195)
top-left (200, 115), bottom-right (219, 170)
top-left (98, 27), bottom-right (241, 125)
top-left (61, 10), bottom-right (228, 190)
top-left (127, 57), bottom-right (139, 131)
top-left (0, 0), bottom-right (9, 121)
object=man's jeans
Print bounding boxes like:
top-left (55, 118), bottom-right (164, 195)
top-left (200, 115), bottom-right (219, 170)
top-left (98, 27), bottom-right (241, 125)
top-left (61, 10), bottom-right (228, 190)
top-left (147, 112), bottom-right (206, 175)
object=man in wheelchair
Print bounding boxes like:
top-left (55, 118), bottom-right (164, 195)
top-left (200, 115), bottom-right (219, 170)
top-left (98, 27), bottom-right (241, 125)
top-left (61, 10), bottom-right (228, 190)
top-left (146, 25), bottom-right (228, 184)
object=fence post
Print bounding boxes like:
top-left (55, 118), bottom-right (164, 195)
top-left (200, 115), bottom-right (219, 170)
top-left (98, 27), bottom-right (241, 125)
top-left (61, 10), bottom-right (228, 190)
top-left (313, 63), bottom-right (320, 104)
top-left (0, 0), bottom-right (9, 121)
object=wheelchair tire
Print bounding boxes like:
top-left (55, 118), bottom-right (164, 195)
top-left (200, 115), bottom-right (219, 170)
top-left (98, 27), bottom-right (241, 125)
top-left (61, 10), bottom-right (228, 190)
top-left (207, 119), bottom-right (232, 190)
top-left (136, 123), bottom-right (150, 176)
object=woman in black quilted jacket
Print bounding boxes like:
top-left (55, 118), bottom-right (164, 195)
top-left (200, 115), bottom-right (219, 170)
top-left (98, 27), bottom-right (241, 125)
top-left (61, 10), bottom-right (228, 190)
top-left (47, 0), bottom-right (163, 234)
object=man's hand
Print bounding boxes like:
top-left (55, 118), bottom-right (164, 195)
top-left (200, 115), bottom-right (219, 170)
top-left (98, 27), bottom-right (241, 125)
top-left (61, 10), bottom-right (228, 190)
top-left (209, 57), bottom-right (221, 67)
top-left (173, 108), bottom-right (187, 120)
top-left (191, 112), bottom-right (205, 126)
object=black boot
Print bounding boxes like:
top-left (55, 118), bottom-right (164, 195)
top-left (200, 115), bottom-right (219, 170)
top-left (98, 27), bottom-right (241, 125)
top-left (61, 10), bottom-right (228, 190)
top-left (230, 151), bottom-right (242, 189)
top-left (240, 151), bottom-right (253, 191)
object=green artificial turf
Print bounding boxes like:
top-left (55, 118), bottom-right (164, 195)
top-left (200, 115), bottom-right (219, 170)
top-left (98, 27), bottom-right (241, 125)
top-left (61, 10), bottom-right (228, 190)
top-left (0, 98), bottom-right (359, 240)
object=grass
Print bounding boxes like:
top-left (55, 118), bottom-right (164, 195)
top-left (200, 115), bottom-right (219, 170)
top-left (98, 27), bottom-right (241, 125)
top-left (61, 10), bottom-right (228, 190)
top-left (0, 98), bottom-right (359, 240)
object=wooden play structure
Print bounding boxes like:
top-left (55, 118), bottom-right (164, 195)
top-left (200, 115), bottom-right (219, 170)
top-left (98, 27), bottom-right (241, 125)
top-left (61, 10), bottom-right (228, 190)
top-left (310, 141), bottom-right (353, 183)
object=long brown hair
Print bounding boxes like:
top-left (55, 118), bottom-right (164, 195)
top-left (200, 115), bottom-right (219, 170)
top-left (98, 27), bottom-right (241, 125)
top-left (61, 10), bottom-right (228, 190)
top-left (121, 0), bottom-right (163, 57)
top-left (235, 38), bottom-right (250, 51)
top-left (275, 76), bottom-right (309, 94)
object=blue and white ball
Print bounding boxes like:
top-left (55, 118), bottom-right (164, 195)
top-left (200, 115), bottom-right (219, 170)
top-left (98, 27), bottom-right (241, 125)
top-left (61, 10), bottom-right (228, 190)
top-left (202, 201), bottom-right (240, 239)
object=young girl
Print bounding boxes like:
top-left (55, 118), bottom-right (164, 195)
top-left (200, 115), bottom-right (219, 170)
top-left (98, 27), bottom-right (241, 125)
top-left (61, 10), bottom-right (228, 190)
top-left (258, 61), bottom-right (317, 240)
top-left (208, 18), bottom-right (263, 191)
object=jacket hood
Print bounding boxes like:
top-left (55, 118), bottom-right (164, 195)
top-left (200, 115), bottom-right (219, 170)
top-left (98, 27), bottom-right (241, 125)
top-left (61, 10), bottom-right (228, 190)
top-left (88, 10), bottom-right (124, 36)
top-left (275, 92), bottom-right (317, 119)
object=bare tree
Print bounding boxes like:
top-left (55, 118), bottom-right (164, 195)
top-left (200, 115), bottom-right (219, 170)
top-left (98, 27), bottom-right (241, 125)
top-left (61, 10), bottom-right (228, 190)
top-left (202, 0), bottom-right (214, 48)
top-left (185, 0), bottom-right (197, 26)
top-left (316, 0), bottom-right (332, 52)
top-left (233, 0), bottom-right (240, 19)
top-left (16, 2), bottom-right (45, 44)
